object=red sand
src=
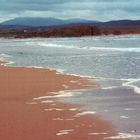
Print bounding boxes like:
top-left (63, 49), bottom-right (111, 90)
top-left (0, 62), bottom-right (124, 140)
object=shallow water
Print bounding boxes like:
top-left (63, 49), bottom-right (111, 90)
top-left (0, 35), bottom-right (140, 79)
top-left (59, 87), bottom-right (140, 134)
top-left (0, 35), bottom-right (140, 138)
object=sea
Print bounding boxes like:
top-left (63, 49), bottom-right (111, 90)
top-left (0, 35), bottom-right (140, 139)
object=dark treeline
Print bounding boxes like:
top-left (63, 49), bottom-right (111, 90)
top-left (0, 24), bottom-right (140, 38)
top-left (0, 24), bottom-right (101, 38)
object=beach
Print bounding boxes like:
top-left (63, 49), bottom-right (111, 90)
top-left (1, 35), bottom-right (140, 140)
top-left (0, 61), bottom-right (122, 140)
top-left (0, 0), bottom-right (140, 139)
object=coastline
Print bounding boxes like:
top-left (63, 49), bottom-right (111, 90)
top-left (0, 33), bottom-right (140, 40)
top-left (0, 61), bottom-right (124, 140)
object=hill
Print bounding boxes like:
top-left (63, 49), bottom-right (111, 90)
top-left (98, 20), bottom-right (140, 27)
top-left (1, 17), bottom-right (99, 27)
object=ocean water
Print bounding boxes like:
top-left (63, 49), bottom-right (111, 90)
top-left (0, 35), bottom-right (140, 137)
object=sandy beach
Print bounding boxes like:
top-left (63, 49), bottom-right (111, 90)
top-left (0, 61), bottom-right (124, 140)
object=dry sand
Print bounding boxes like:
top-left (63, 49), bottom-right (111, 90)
top-left (0, 62), bottom-right (123, 140)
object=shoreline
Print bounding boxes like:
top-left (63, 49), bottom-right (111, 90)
top-left (0, 33), bottom-right (140, 39)
top-left (0, 61), bottom-right (124, 140)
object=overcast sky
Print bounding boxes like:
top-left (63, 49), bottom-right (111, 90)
top-left (0, 0), bottom-right (140, 22)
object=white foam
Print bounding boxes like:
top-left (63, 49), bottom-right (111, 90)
top-left (55, 68), bottom-right (65, 74)
top-left (104, 133), bottom-right (140, 139)
top-left (31, 38), bottom-right (140, 52)
top-left (5, 61), bottom-right (14, 65)
top-left (26, 102), bottom-right (37, 105)
top-left (41, 100), bottom-right (54, 103)
top-left (89, 47), bottom-right (140, 52)
top-left (44, 108), bottom-right (64, 111)
top-left (37, 42), bottom-right (77, 50)
top-left (52, 118), bottom-right (74, 121)
top-left (89, 132), bottom-right (107, 135)
top-left (0, 54), bottom-right (14, 65)
top-left (69, 108), bottom-right (78, 111)
top-left (64, 72), bottom-right (93, 79)
top-left (56, 129), bottom-right (74, 136)
top-left (39, 43), bottom-right (64, 48)
top-left (102, 86), bottom-right (118, 90)
top-left (0, 58), bottom-right (14, 66)
top-left (46, 66), bottom-right (94, 79)
top-left (130, 84), bottom-right (140, 94)
top-left (122, 78), bottom-right (140, 94)
top-left (34, 95), bottom-right (55, 100)
top-left (70, 80), bottom-right (78, 83)
top-left (26, 66), bottom-right (44, 69)
top-left (120, 116), bottom-right (129, 119)
top-left (25, 65), bottom-right (94, 80)
top-left (0, 53), bottom-right (12, 58)
top-left (33, 90), bottom-right (82, 100)
top-left (124, 108), bottom-right (136, 111)
top-left (75, 111), bottom-right (96, 117)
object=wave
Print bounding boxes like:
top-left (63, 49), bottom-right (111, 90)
top-left (87, 47), bottom-right (140, 52)
top-left (26, 41), bottom-right (140, 52)
top-left (122, 78), bottom-right (140, 94)
top-left (26, 66), bottom-right (44, 69)
top-left (0, 53), bottom-right (14, 66)
top-left (0, 53), bottom-right (12, 58)
top-left (71, 35), bottom-right (140, 41)
top-left (102, 86), bottom-right (119, 90)
top-left (26, 42), bottom-right (77, 49)
top-left (98, 35), bottom-right (140, 41)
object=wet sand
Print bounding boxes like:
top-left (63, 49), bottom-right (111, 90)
top-left (0, 61), bottom-right (123, 140)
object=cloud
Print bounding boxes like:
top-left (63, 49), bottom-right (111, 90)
top-left (0, 0), bottom-right (139, 22)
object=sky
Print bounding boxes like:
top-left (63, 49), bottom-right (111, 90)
top-left (0, 0), bottom-right (140, 22)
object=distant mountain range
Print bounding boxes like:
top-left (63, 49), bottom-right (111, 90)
top-left (0, 17), bottom-right (140, 27)
top-left (0, 17), bottom-right (99, 27)
top-left (97, 20), bottom-right (140, 27)
top-left (0, 17), bottom-right (140, 38)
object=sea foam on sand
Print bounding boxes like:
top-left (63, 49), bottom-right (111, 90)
top-left (88, 132), bottom-right (107, 135)
top-left (33, 90), bottom-right (82, 100)
top-left (56, 129), bottom-right (74, 136)
top-left (75, 111), bottom-right (96, 117)
top-left (104, 133), bottom-right (140, 139)
top-left (122, 78), bottom-right (140, 94)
